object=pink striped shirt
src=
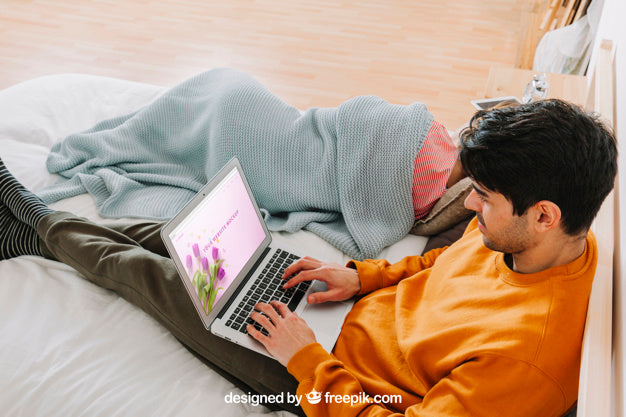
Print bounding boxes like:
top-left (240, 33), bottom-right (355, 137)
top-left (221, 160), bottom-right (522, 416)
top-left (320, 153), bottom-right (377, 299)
top-left (412, 120), bottom-right (458, 219)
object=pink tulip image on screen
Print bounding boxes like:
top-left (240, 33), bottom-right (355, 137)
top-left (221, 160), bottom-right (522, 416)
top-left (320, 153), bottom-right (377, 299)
top-left (169, 169), bottom-right (266, 314)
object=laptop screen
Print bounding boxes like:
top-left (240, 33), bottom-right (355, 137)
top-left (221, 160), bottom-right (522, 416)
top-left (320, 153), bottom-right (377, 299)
top-left (167, 166), bottom-right (267, 314)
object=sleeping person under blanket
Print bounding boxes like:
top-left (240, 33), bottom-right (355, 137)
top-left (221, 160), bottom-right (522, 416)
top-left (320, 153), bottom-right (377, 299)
top-left (36, 68), bottom-right (465, 261)
top-left (0, 98), bottom-right (616, 417)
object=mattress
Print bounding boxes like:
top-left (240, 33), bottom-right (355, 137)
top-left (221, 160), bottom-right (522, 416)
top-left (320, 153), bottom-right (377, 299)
top-left (0, 74), bottom-right (428, 416)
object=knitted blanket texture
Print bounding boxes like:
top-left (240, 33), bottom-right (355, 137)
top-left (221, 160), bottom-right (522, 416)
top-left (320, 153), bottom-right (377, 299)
top-left (39, 68), bottom-right (433, 260)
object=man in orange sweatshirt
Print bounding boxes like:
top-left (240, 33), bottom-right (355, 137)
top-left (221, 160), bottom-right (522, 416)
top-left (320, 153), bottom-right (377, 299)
top-left (247, 99), bottom-right (617, 416)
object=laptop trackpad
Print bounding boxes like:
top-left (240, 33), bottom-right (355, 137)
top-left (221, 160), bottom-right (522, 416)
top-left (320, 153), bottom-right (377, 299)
top-left (299, 281), bottom-right (353, 351)
top-left (301, 302), bottom-right (341, 329)
top-left (301, 281), bottom-right (337, 329)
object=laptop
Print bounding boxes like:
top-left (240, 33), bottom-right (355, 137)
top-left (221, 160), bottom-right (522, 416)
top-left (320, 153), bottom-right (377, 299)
top-left (161, 157), bottom-right (355, 358)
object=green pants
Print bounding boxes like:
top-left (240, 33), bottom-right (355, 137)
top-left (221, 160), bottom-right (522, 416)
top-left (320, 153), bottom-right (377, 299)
top-left (38, 211), bottom-right (302, 416)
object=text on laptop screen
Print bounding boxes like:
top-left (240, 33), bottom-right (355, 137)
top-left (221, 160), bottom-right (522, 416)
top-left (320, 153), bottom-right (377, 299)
top-left (168, 167), bottom-right (266, 315)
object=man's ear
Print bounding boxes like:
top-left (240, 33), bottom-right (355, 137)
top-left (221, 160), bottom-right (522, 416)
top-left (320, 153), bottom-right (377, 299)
top-left (532, 200), bottom-right (562, 232)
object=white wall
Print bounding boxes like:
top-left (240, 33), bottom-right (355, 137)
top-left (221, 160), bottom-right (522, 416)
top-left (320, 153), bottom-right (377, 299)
top-left (591, 0), bottom-right (626, 415)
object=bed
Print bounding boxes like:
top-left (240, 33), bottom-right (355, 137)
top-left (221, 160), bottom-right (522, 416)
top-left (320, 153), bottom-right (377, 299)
top-left (0, 59), bottom-right (613, 415)
top-left (0, 73), bottom-right (431, 416)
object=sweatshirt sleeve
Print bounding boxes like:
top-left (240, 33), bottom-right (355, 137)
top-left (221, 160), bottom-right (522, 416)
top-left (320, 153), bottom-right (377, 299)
top-left (346, 246), bottom-right (447, 295)
top-left (287, 347), bottom-right (568, 417)
top-left (348, 217), bottom-right (479, 295)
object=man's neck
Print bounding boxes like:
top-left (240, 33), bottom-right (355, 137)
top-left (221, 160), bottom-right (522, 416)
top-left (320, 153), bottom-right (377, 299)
top-left (509, 234), bottom-right (587, 274)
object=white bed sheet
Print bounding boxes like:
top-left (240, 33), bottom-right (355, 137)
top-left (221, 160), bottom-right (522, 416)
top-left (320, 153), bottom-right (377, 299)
top-left (0, 74), bottom-right (428, 416)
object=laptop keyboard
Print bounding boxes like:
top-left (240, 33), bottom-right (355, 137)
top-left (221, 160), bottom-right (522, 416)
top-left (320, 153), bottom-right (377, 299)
top-left (225, 249), bottom-right (310, 336)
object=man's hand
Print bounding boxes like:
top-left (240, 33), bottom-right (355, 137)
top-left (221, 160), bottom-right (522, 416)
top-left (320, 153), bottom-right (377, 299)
top-left (247, 301), bottom-right (317, 366)
top-left (282, 256), bottom-right (361, 304)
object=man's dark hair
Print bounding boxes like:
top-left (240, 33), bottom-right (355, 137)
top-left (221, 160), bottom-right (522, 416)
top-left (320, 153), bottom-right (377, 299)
top-left (459, 99), bottom-right (617, 236)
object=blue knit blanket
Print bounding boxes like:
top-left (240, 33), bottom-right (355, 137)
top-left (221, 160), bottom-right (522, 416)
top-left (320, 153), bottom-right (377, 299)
top-left (39, 68), bottom-right (433, 260)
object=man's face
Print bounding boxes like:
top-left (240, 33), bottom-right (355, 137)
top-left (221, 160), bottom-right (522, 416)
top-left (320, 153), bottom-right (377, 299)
top-left (464, 181), bottom-right (535, 254)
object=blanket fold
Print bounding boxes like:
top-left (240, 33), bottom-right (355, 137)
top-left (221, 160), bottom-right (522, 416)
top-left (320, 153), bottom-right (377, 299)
top-left (39, 68), bottom-right (433, 260)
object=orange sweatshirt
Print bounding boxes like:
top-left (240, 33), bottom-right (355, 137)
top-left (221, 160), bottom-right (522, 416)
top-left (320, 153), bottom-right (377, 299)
top-left (287, 217), bottom-right (597, 417)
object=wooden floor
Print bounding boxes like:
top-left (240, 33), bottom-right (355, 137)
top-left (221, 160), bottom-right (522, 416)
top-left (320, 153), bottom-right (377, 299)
top-left (0, 0), bottom-right (520, 128)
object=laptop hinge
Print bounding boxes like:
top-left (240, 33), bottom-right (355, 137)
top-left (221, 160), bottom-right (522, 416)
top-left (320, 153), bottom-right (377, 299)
top-left (216, 246), bottom-right (272, 320)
